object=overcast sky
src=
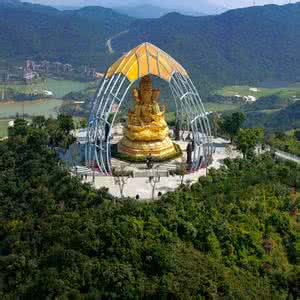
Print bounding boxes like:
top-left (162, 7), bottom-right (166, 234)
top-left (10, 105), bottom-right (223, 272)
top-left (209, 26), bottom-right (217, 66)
top-left (27, 0), bottom-right (299, 11)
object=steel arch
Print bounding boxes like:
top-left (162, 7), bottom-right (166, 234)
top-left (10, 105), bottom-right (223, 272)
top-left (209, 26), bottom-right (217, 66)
top-left (86, 45), bottom-right (213, 176)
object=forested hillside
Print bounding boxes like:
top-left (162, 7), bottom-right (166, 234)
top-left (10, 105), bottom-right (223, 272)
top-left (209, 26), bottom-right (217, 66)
top-left (244, 100), bottom-right (300, 131)
top-left (0, 117), bottom-right (299, 298)
top-left (0, 2), bottom-right (133, 66)
top-left (0, 2), bottom-right (300, 92)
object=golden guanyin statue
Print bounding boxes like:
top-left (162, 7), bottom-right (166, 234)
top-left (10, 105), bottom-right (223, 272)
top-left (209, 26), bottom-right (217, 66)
top-left (117, 75), bottom-right (178, 160)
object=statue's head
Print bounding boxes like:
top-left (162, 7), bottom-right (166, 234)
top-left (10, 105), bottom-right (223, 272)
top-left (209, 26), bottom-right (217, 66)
top-left (140, 75), bottom-right (152, 103)
top-left (140, 75), bottom-right (152, 90)
top-left (152, 88), bottom-right (160, 102)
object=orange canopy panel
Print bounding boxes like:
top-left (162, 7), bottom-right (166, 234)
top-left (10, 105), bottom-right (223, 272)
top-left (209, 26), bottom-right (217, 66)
top-left (106, 43), bottom-right (188, 82)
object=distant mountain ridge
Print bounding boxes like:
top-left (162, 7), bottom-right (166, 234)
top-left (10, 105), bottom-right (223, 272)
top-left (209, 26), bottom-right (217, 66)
top-left (0, 2), bottom-right (133, 66)
top-left (113, 3), bottom-right (300, 91)
top-left (0, 0), bottom-right (20, 3)
top-left (0, 1), bottom-right (300, 94)
top-left (115, 4), bottom-right (204, 18)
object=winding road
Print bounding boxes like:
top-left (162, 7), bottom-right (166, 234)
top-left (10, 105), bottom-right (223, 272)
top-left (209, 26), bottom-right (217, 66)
top-left (106, 30), bottom-right (129, 54)
top-left (275, 149), bottom-right (300, 164)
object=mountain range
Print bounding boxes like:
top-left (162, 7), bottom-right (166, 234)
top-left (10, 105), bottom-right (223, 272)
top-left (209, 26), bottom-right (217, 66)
top-left (25, 0), bottom-right (220, 16)
top-left (0, 1), bottom-right (300, 93)
top-left (115, 4), bottom-right (205, 19)
top-left (0, 2), bottom-right (132, 66)
top-left (114, 4), bottom-right (300, 88)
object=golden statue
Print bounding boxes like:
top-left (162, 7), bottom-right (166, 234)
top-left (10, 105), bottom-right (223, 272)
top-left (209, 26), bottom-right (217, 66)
top-left (117, 75), bottom-right (179, 160)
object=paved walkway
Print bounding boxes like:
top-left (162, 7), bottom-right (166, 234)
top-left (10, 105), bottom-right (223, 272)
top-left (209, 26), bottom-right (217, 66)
top-left (82, 138), bottom-right (240, 200)
top-left (72, 127), bottom-right (299, 200)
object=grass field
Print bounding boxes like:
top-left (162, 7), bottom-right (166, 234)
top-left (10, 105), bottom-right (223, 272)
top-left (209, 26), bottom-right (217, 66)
top-left (0, 119), bottom-right (9, 138)
top-left (215, 85), bottom-right (300, 99)
top-left (203, 102), bottom-right (240, 112)
top-left (259, 109), bottom-right (282, 114)
top-left (0, 79), bottom-right (91, 98)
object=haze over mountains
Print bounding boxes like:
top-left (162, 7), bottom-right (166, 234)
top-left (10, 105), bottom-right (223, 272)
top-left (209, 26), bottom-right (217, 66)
top-left (115, 4), bottom-right (206, 18)
top-left (26, 0), bottom-right (222, 16)
top-left (0, 1), bottom-right (300, 93)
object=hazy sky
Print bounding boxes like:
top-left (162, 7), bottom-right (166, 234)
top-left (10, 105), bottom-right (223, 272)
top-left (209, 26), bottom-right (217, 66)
top-left (27, 0), bottom-right (299, 11)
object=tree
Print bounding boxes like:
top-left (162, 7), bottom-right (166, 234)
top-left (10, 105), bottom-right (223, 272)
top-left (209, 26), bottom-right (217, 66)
top-left (148, 168), bottom-right (161, 200)
top-left (45, 115), bottom-right (76, 149)
top-left (80, 118), bottom-right (87, 129)
top-left (113, 166), bottom-right (131, 200)
top-left (57, 114), bottom-right (74, 135)
top-left (32, 116), bottom-right (46, 129)
top-left (176, 163), bottom-right (188, 186)
top-left (221, 112), bottom-right (245, 143)
top-left (8, 118), bottom-right (28, 137)
top-left (210, 112), bottom-right (222, 137)
top-left (294, 130), bottom-right (300, 142)
top-left (237, 128), bottom-right (264, 159)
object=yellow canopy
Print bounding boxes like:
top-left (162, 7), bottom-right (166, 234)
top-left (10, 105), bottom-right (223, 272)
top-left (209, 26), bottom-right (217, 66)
top-left (106, 42), bottom-right (188, 82)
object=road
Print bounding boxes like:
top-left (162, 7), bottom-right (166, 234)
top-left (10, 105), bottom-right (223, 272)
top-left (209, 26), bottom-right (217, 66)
top-left (106, 30), bottom-right (129, 54)
top-left (275, 150), bottom-right (300, 164)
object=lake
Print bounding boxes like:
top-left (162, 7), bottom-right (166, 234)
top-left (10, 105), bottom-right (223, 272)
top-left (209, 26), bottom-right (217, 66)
top-left (0, 99), bottom-right (64, 119)
top-left (0, 79), bottom-right (93, 119)
top-left (44, 79), bottom-right (91, 98)
top-left (0, 79), bottom-right (91, 98)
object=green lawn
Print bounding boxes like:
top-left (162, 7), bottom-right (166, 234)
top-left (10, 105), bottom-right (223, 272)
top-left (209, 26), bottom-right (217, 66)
top-left (215, 85), bottom-right (300, 99)
top-left (259, 109), bottom-right (282, 114)
top-left (203, 102), bottom-right (240, 112)
top-left (0, 119), bottom-right (9, 138)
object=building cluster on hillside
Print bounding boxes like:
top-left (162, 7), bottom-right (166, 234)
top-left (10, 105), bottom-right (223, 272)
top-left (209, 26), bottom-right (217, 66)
top-left (234, 94), bottom-right (257, 102)
top-left (0, 60), bottom-right (101, 84)
top-left (23, 60), bottom-right (98, 82)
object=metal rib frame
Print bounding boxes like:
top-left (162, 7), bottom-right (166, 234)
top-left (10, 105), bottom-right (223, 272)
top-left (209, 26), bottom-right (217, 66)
top-left (86, 64), bottom-right (213, 176)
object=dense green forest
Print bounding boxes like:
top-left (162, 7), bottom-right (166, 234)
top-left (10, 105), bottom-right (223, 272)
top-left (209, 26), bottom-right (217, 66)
top-left (0, 117), bottom-right (299, 298)
top-left (0, 2), bottom-right (133, 67)
top-left (268, 131), bottom-right (300, 156)
top-left (1, 2), bottom-right (300, 94)
top-left (244, 100), bottom-right (300, 132)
